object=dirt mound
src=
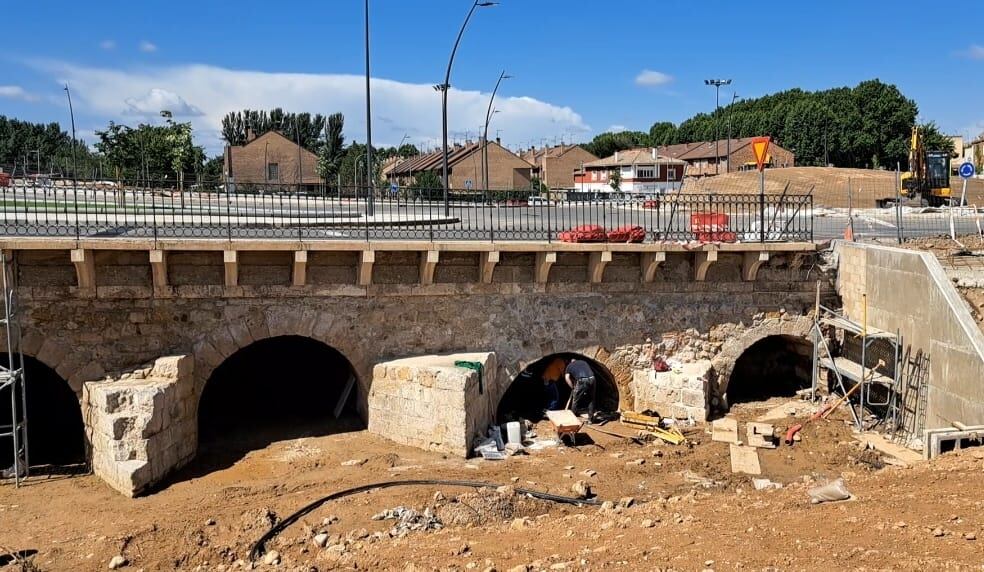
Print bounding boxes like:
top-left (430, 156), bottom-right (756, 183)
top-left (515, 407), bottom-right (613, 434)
top-left (435, 487), bottom-right (553, 526)
top-left (681, 166), bottom-right (984, 208)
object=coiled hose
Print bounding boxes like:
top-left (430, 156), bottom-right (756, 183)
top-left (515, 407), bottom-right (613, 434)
top-left (249, 478), bottom-right (601, 561)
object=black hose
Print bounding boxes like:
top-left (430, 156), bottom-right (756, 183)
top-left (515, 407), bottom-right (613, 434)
top-left (249, 478), bottom-right (601, 561)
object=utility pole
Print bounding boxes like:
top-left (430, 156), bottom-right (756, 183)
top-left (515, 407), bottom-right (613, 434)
top-left (483, 70), bottom-right (511, 191)
top-left (726, 92), bottom-right (738, 173)
top-left (704, 79), bottom-right (731, 175)
top-left (436, 0), bottom-right (497, 215)
top-left (364, 0), bottom-right (375, 216)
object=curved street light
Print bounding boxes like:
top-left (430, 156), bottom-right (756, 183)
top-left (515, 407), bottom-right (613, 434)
top-left (437, 0), bottom-right (497, 214)
top-left (482, 70), bottom-right (512, 191)
top-left (704, 78), bottom-right (732, 175)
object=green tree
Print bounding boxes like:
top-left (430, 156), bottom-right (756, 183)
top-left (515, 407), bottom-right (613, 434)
top-left (221, 108), bottom-right (326, 151)
top-left (609, 169), bottom-right (622, 193)
top-left (317, 113), bottom-right (345, 182)
top-left (918, 122), bottom-right (955, 156)
top-left (583, 130), bottom-right (650, 158)
top-left (648, 121), bottom-right (677, 146)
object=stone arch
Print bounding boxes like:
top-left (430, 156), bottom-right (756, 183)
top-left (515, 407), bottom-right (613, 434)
top-left (711, 315), bottom-right (813, 406)
top-left (190, 307), bottom-right (371, 416)
top-left (496, 351), bottom-right (619, 423)
top-left (0, 327), bottom-right (106, 397)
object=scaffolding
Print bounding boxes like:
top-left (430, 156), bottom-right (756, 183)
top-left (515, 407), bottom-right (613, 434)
top-left (811, 288), bottom-right (906, 434)
top-left (0, 249), bottom-right (28, 486)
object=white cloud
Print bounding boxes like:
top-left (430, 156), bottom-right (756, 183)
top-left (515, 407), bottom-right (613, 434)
top-left (33, 60), bottom-right (590, 154)
top-left (139, 41), bottom-right (158, 53)
top-left (0, 85), bottom-right (39, 102)
top-left (635, 69), bottom-right (673, 87)
top-left (99, 39), bottom-right (116, 50)
top-left (963, 44), bottom-right (984, 60)
top-left (607, 125), bottom-right (627, 133)
top-left (124, 88), bottom-right (203, 116)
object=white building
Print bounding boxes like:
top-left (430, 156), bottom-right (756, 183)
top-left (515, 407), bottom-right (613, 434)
top-left (573, 148), bottom-right (686, 196)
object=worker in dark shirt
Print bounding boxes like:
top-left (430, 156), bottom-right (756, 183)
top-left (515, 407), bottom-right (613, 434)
top-left (565, 358), bottom-right (597, 423)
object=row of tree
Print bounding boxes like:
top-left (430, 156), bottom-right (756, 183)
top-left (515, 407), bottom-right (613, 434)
top-left (581, 79), bottom-right (953, 169)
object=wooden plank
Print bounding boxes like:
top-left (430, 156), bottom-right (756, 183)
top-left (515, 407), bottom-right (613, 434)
top-left (855, 432), bottom-right (923, 465)
top-left (729, 444), bottom-right (762, 475)
top-left (820, 356), bottom-right (893, 386)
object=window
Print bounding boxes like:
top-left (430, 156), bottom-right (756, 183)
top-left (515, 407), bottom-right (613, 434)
top-left (667, 167), bottom-right (678, 180)
top-left (267, 163), bottom-right (279, 180)
top-left (637, 167), bottom-right (655, 179)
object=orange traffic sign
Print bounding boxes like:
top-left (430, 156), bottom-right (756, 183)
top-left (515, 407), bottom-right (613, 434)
top-left (751, 136), bottom-right (771, 172)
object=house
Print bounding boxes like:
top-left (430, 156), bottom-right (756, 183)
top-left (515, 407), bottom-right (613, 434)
top-left (521, 144), bottom-right (599, 189)
top-left (224, 130), bottom-right (321, 191)
top-left (574, 147), bottom-right (686, 196)
top-left (972, 133), bottom-right (984, 173)
top-left (386, 139), bottom-right (534, 190)
top-left (658, 137), bottom-right (795, 176)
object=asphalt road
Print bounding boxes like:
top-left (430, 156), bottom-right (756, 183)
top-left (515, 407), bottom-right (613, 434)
top-left (0, 186), bottom-right (978, 242)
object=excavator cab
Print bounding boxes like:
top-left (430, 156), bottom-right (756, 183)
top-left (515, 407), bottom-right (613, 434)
top-left (899, 127), bottom-right (953, 206)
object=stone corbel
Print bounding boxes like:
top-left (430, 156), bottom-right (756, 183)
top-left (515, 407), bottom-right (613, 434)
top-left (70, 248), bottom-right (96, 293)
top-left (223, 250), bottom-right (238, 287)
top-left (292, 250), bottom-right (308, 287)
top-left (694, 250), bottom-right (718, 282)
top-left (419, 250), bottom-right (440, 285)
top-left (358, 250), bottom-right (375, 286)
top-left (588, 251), bottom-right (612, 283)
top-left (480, 251), bottom-right (499, 284)
top-left (535, 252), bottom-right (556, 284)
top-left (742, 251), bottom-right (770, 281)
top-left (641, 251), bottom-right (666, 283)
top-left (149, 249), bottom-right (168, 291)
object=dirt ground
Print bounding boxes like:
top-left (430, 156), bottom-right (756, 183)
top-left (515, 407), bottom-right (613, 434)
top-left (2, 397), bottom-right (983, 572)
top-left (681, 166), bottom-right (984, 209)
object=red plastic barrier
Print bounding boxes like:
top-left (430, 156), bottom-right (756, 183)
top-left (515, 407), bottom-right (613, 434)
top-left (691, 212), bottom-right (736, 243)
top-left (606, 225), bottom-right (646, 243)
top-left (558, 224), bottom-right (607, 243)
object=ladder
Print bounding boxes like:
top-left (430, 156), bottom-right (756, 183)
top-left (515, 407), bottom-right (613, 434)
top-left (0, 249), bottom-right (28, 486)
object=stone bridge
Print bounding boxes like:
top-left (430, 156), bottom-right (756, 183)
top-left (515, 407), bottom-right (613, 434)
top-left (0, 237), bottom-right (827, 495)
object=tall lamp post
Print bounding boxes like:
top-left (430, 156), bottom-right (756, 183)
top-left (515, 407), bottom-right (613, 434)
top-left (726, 92), bottom-right (739, 173)
top-left (482, 70), bottom-right (511, 191)
top-left (436, 0), bottom-right (497, 215)
top-left (704, 78), bottom-right (731, 175)
top-left (364, 0), bottom-right (375, 216)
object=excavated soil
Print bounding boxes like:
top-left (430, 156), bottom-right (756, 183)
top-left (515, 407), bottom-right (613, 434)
top-left (2, 398), bottom-right (983, 571)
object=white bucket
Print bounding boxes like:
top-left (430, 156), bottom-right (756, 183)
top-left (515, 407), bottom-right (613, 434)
top-left (505, 421), bottom-right (522, 445)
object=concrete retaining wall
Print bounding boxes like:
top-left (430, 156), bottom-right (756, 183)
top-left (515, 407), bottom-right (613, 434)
top-left (835, 241), bottom-right (984, 428)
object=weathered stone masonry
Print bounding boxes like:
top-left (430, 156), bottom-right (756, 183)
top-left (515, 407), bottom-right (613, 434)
top-left (0, 238), bottom-right (827, 494)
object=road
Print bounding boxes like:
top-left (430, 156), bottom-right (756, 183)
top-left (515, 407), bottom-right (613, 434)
top-left (0, 185), bottom-right (979, 242)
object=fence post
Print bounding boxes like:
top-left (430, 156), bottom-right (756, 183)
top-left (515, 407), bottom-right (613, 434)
top-left (226, 184), bottom-right (232, 240)
top-left (895, 163), bottom-right (903, 244)
top-left (759, 170), bottom-right (766, 243)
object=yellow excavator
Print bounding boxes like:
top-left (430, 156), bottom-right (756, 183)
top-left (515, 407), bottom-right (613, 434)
top-left (900, 126), bottom-right (952, 206)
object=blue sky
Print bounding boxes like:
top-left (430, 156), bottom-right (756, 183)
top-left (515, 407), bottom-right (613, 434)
top-left (2, 0), bottom-right (982, 155)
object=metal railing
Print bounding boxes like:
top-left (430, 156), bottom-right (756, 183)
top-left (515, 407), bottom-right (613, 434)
top-left (0, 177), bottom-right (814, 242)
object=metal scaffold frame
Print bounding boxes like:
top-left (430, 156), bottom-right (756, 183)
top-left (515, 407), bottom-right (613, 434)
top-left (811, 283), bottom-right (905, 434)
top-left (0, 248), bottom-right (29, 486)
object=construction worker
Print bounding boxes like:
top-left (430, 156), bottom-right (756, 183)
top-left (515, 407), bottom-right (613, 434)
top-left (541, 356), bottom-right (566, 413)
top-left (565, 358), bottom-right (597, 423)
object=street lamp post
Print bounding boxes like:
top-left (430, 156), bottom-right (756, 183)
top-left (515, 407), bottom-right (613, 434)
top-left (726, 92), bottom-right (739, 173)
top-left (364, 0), bottom-right (375, 216)
top-left (704, 79), bottom-right (731, 175)
top-left (482, 70), bottom-right (511, 192)
top-left (436, 0), bottom-right (497, 215)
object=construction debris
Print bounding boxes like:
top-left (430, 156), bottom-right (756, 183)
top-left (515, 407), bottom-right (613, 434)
top-left (620, 411), bottom-right (686, 444)
top-left (807, 479), bottom-right (852, 504)
top-left (752, 478), bottom-right (783, 491)
top-left (371, 506), bottom-right (444, 537)
top-left (746, 422), bottom-right (778, 449)
top-left (711, 417), bottom-right (740, 444)
top-left (729, 444), bottom-right (762, 475)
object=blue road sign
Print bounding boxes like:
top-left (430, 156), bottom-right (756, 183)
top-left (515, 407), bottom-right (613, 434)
top-left (465, 179), bottom-right (473, 190)
top-left (959, 162), bottom-right (975, 179)
top-left (390, 183), bottom-right (398, 195)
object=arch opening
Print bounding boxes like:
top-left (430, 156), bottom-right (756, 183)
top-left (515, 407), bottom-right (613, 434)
top-left (0, 354), bottom-right (86, 473)
top-left (197, 336), bottom-right (361, 457)
top-left (726, 335), bottom-right (813, 405)
top-left (496, 353), bottom-right (619, 424)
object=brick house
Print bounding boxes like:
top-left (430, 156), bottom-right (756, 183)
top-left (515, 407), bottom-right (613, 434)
top-left (224, 130), bottom-right (321, 191)
top-left (386, 139), bottom-right (534, 190)
top-left (658, 137), bottom-right (795, 176)
top-left (521, 144), bottom-right (599, 189)
top-left (574, 147), bottom-right (686, 196)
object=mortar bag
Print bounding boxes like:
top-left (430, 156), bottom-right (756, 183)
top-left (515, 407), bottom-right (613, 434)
top-left (606, 225), bottom-right (646, 243)
top-left (807, 478), bottom-right (851, 504)
top-left (558, 224), bottom-right (607, 243)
